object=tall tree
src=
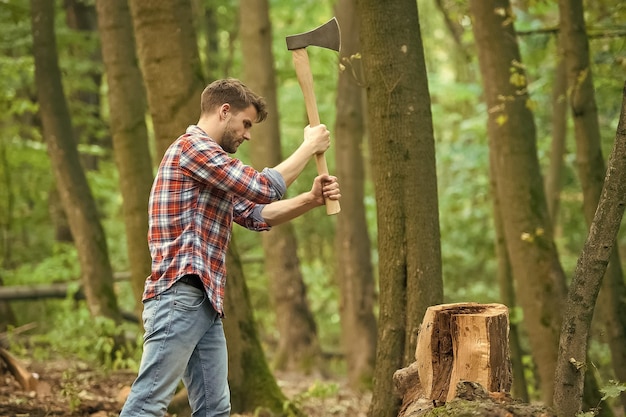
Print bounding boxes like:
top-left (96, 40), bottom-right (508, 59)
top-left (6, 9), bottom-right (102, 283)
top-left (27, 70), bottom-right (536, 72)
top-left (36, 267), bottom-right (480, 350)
top-left (553, 83), bottom-right (626, 417)
top-left (334, 0), bottom-right (377, 391)
top-left (356, 0), bottom-right (443, 415)
top-left (558, 0), bottom-right (626, 408)
top-left (127, 0), bottom-right (205, 158)
top-left (544, 57), bottom-right (568, 225)
top-left (191, 0), bottom-right (220, 82)
top-left (468, 0), bottom-right (568, 404)
top-left (30, 0), bottom-right (120, 320)
top-left (128, 0), bottom-right (295, 410)
top-left (224, 242), bottom-right (303, 416)
top-left (239, 0), bottom-right (322, 373)
top-left (95, 0), bottom-right (154, 313)
top-left (490, 153), bottom-right (530, 402)
top-left (63, 0), bottom-right (105, 171)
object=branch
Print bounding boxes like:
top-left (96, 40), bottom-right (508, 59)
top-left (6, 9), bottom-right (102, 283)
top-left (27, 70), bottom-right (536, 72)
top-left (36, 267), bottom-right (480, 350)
top-left (553, 82), bottom-right (626, 416)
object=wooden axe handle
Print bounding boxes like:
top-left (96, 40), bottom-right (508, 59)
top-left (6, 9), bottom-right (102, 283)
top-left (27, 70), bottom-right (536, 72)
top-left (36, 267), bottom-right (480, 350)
top-left (291, 48), bottom-right (341, 215)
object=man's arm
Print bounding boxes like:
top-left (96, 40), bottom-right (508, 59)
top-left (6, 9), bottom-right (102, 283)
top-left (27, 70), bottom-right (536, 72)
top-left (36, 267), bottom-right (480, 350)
top-left (272, 124), bottom-right (330, 186)
top-left (261, 175), bottom-right (340, 226)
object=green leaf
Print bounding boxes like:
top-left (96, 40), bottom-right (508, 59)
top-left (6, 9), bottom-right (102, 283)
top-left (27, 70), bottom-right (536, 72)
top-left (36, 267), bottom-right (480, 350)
top-left (600, 380), bottom-right (626, 401)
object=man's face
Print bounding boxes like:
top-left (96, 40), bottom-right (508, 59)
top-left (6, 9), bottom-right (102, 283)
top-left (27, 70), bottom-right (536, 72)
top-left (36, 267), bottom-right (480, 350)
top-left (220, 105), bottom-right (257, 154)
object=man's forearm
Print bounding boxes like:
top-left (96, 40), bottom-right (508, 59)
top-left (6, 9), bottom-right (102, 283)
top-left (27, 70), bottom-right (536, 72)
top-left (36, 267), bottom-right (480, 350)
top-left (272, 142), bottom-right (316, 187)
top-left (261, 192), bottom-right (320, 226)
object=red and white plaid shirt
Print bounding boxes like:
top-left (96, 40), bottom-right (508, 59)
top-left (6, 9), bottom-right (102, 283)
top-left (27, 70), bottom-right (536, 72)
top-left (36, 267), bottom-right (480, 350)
top-left (144, 125), bottom-right (286, 315)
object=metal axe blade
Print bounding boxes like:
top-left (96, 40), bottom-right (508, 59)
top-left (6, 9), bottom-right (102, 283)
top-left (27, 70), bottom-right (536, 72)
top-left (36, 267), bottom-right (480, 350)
top-left (286, 17), bottom-right (341, 52)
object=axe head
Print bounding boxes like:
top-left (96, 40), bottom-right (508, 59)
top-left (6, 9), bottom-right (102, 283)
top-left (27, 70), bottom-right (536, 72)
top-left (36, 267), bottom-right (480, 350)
top-left (286, 17), bottom-right (341, 52)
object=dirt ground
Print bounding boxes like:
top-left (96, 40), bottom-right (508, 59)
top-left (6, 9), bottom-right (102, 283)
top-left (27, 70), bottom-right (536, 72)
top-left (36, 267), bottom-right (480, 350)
top-left (0, 355), bottom-right (371, 417)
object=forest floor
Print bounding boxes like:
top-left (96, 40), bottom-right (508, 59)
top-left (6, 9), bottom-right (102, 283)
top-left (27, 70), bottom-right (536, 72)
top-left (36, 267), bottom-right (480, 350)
top-left (0, 354), bottom-right (371, 417)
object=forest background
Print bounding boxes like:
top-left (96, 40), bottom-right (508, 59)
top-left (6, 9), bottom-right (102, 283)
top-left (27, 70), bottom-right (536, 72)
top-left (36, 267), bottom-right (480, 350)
top-left (0, 0), bottom-right (625, 416)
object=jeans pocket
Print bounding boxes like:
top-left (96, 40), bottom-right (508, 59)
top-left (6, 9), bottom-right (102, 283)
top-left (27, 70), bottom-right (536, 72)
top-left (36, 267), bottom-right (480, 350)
top-left (173, 284), bottom-right (206, 311)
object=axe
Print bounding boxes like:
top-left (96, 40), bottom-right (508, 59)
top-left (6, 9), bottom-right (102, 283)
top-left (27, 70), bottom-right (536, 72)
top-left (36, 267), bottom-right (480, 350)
top-left (287, 18), bottom-right (341, 215)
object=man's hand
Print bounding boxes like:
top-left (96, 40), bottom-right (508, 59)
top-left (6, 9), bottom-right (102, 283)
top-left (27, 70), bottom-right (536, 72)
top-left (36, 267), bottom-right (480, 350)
top-left (303, 124), bottom-right (331, 155)
top-left (261, 174), bottom-right (341, 226)
top-left (310, 174), bottom-right (341, 206)
top-left (273, 124), bottom-right (331, 187)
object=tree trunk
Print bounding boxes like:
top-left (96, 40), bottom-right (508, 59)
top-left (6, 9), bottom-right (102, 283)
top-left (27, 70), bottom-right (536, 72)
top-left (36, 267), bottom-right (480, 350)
top-left (191, 0), bottom-right (219, 82)
top-left (239, 0), bottom-right (322, 374)
top-left (558, 0), bottom-right (626, 409)
top-left (127, 0), bottom-right (205, 158)
top-left (544, 57), bottom-right (568, 225)
top-left (553, 83), bottom-right (626, 417)
top-left (224, 239), bottom-right (304, 417)
top-left (357, 0), bottom-right (443, 415)
top-left (490, 153), bottom-right (529, 402)
top-left (95, 0), bottom-right (154, 315)
top-left (63, 0), bottom-right (105, 171)
top-left (469, 0), bottom-right (568, 404)
top-left (31, 0), bottom-right (120, 321)
top-left (0, 135), bottom-right (15, 268)
top-left (334, 0), bottom-right (377, 391)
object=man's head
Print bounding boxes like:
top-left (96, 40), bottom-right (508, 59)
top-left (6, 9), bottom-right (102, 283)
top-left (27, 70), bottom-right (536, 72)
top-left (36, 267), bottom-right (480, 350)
top-left (200, 78), bottom-right (268, 123)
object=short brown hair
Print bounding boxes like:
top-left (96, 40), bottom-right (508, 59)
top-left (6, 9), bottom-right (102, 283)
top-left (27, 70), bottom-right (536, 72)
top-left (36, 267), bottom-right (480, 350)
top-left (200, 78), bottom-right (268, 123)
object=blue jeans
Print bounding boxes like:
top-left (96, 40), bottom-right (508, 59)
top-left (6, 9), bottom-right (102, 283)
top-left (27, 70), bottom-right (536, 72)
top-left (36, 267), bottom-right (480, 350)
top-left (119, 280), bottom-right (230, 417)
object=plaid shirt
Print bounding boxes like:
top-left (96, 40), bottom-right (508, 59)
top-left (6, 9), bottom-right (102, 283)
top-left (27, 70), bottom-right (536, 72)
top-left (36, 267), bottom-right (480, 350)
top-left (144, 125), bottom-right (286, 315)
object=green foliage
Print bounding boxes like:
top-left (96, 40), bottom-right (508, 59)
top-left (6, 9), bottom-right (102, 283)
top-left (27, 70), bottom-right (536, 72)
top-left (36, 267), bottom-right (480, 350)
top-left (1, 4), bottom-right (626, 406)
top-left (24, 300), bottom-right (142, 369)
top-left (600, 380), bottom-right (626, 401)
top-left (281, 380), bottom-right (339, 417)
top-left (575, 379), bottom-right (626, 417)
top-left (60, 368), bottom-right (82, 412)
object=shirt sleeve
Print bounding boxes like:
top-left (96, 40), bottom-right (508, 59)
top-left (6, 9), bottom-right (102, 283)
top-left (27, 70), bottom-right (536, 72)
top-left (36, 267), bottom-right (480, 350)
top-left (233, 198), bottom-right (270, 231)
top-left (178, 135), bottom-right (286, 204)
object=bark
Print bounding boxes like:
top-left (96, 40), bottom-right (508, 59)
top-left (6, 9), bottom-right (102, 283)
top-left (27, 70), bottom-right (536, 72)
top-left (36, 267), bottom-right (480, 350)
top-left (356, 0), bottom-right (443, 415)
top-left (191, 0), bottom-right (219, 81)
top-left (544, 57), bottom-right (568, 225)
top-left (31, 0), bottom-right (120, 321)
top-left (127, 0), bottom-right (205, 157)
top-left (334, 0), bottom-right (377, 391)
top-left (49, 186), bottom-right (73, 243)
top-left (558, 0), bottom-right (626, 409)
top-left (553, 82), bottom-right (626, 417)
top-left (224, 239), bottom-right (304, 416)
top-left (95, 0), bottom-right (154, 314)
top-left (0, 137), bottom-right (14, 267)
top-left (240, 0), bottom-right (322, 374)
top-left (490, 152), bottom-right (529, 402)
top-left (468, 0), bottom-right (568, 404)
top-left (63, 0), bottom-right (106, 171)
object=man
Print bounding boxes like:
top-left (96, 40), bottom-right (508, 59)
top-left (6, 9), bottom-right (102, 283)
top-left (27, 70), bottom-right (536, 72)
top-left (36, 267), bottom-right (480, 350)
top-left (119, 78), bottom-right (340, 417)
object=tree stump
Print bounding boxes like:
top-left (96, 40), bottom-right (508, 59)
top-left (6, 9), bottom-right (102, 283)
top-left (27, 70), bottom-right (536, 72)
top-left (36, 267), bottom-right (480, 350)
top-left (395, 303), bottom-right (513, 416)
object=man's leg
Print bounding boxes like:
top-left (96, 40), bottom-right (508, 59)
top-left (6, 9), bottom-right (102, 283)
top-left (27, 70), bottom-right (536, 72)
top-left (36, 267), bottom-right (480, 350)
top-left (120, 281), bottom-right (210, 416)
top-left (183, 304), bottom-right (230, 417)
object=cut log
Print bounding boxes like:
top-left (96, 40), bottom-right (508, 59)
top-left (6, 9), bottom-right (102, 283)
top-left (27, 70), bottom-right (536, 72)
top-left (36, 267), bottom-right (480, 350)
top-left (0, 347), bottom-right (38, 391)
top-left (399, 303), bottom-right (512, 407)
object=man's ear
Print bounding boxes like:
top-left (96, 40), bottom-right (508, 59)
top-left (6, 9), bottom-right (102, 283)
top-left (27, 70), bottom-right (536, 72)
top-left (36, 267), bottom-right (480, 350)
top-left (220, 103), bottom-right (231, 120)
